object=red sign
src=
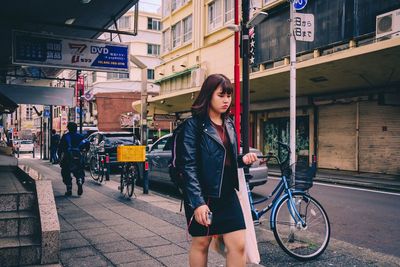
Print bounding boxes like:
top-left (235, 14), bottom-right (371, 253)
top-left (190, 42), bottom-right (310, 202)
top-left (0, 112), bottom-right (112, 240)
top-left (76, 75), bottom-right (85, 105)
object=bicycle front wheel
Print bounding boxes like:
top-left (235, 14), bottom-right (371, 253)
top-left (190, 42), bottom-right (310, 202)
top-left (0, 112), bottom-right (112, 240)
top-left (126, 164), bottom-right (138, 197)
top-left (90, 157), bottom-right (99, 181)
top-left (272, 193), bottom-right (330, 261)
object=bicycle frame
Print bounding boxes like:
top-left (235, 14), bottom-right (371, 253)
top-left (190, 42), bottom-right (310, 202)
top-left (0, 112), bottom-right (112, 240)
top-left (247, 175), bottom-right (308, 230)
top-left (250, 146), bottom-right (309, 230)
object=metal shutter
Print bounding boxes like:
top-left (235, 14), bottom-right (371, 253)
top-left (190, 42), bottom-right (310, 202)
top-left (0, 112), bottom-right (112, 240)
top-left (318, 103), bottom-right (357, 171)
top-left (359, 101), bottom-right (400, 174)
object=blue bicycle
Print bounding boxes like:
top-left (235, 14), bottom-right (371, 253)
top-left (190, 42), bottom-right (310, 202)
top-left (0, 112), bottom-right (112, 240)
top-left (250, 142), bottom-right (330, 260)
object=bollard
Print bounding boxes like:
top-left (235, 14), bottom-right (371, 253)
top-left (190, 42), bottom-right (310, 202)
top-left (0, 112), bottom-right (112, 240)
top-left (32, 147), bottom-right (35, 158)
top-left (17, 147), bottom-right (20, 158)
top-left (143, 161), bottom-right (149, 194)
top-left (105, 153), bottom-right (110, 181)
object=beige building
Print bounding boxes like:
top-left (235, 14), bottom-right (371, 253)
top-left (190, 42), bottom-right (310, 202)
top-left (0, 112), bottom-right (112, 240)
top-left (141, 0), bottom-right (400, 175)
top-left (146, 0), bottom-right (237, 115)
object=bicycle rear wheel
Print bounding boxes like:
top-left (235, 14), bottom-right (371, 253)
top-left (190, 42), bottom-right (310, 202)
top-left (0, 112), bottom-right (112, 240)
top-left (90, 157), bottom-right (99, 181)
top-left (120, 165), bottom-right (126, 194)
top-left (98, 161), bottom-right (104, 183)
top-left (126, 163), bottom-right (138, 197)
top-left (272, 193), bottom-right (330, 260)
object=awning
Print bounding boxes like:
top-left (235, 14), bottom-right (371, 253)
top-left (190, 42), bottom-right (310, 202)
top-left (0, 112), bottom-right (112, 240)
top-left (0, 92), bottom-right (18, 114)
top-left (132, 87), bottom-right (200, 115)
top-left (155, 66), bottom-right (198, 84)
top-left (0, 84), bottom-right (74, 106)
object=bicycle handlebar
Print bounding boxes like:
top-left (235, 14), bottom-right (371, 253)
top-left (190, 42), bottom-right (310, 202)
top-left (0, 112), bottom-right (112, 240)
top-left (257, 142), bottom-right (291, 169)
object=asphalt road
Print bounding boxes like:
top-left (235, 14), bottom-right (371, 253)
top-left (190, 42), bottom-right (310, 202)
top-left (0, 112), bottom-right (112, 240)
top-left (252, 177), bottom-right (400, 258)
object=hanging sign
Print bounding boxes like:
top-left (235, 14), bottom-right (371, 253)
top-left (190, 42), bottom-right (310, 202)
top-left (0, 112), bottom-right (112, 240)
top-left (12, 31), bottom-right (129, 72)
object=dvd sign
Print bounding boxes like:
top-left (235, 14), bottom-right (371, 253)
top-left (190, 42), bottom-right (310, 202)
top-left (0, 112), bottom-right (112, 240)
top-left (12, 31), bottom-right (129, 72)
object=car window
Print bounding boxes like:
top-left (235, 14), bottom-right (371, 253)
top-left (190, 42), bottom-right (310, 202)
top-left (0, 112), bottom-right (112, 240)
top-left (104, 136), bottom-right (136, 146)
top-left (164, 137), bottom-right (173, 151)
top-left (20, 140), bottom-right (33, 144)
top-left (151, 137), bottom-right (168, 151)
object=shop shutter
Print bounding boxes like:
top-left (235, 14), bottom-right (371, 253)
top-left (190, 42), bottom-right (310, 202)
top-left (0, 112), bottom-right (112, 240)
top-left (318, 103), bottom-right (357, 171)
top-left (359, 101), bottom-right (400, 175)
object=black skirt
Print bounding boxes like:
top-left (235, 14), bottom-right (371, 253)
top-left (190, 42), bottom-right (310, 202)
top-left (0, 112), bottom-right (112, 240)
top-left (184, 167), bottom-right (246, 237)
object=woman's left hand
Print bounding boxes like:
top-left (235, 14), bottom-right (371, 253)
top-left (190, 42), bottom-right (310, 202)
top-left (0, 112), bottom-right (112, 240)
top-left (243, 152), bottom-right (258, 165)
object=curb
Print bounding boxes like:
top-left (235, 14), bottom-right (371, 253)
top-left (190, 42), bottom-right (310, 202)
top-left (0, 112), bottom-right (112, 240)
top-left (268, 171), bottom-right (400, 193)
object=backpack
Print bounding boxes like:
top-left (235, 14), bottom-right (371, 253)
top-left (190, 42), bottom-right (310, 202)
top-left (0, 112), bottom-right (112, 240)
top-left (169, 117), bottom-right (201, 200)
top-left (65, 134), bottom-right (83, 171)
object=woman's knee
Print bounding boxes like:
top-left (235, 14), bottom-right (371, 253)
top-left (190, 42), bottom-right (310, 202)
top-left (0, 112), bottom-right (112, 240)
top-left (191, 237), bottom-right (211, 252)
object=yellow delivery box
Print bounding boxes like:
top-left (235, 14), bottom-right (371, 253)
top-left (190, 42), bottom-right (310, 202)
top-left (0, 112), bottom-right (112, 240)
top-left (117, 145), bottom-right (146, 162)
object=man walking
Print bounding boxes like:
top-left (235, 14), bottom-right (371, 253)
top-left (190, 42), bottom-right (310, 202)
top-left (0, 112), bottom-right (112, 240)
top-left (57, 122), bottom-right (85, 196)
top-left (50, 129), bottom-right (60, 164)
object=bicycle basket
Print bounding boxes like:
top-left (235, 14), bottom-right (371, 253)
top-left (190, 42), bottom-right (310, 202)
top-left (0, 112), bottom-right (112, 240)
top-left (283, 160), bottom-right (316, 191)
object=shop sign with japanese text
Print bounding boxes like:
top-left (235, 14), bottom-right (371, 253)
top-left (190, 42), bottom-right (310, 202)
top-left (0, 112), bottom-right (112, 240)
top-left (294, 13), bottom-right (314, 42)
top-left (12, 31), bottom-right (129, 72)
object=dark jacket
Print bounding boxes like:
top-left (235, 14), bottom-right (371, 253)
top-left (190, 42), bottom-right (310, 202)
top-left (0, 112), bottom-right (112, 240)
top-left (57, 132), bottom-right (84, 168)
top-left (181, 115), bottom-right (247, 210)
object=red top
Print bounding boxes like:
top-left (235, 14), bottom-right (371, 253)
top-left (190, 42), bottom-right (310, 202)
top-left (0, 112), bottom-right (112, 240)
top-left (211, 121), bottom-right (232, 167)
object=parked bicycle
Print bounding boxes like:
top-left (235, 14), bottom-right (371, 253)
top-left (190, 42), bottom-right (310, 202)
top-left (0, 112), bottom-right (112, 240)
top-left (249, 142), bottom-right (330, 260)
top-left (119, 162), bottom-right (140, 198)
top-left (89, 153), bottom-right (110, 184)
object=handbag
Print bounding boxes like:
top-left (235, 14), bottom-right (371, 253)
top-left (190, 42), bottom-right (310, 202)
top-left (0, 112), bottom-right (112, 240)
top-left (209, 169), bottom-right (261, 264)
top-left (237, 168), bottom-right (261, 264)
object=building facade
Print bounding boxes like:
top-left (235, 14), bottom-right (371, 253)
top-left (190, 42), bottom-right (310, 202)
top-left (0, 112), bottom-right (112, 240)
top-left (150, 0), bottom-right (400, 175)
top-left (54, 9), bottom-right (164, 134)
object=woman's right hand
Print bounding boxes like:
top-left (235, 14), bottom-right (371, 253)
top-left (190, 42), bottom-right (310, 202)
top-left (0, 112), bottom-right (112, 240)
top-left (194, 204), bottom-right (211, 226)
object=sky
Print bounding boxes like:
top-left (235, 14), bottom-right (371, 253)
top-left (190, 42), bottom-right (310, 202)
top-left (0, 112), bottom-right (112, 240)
top-left (136, 0), bottom-right (161, 13)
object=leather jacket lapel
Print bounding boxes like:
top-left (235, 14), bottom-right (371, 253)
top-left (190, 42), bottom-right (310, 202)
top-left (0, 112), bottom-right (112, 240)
top-left (203, 117), bottom-right (224, 147)
top-left (225, 118), bottom-right (238, 157)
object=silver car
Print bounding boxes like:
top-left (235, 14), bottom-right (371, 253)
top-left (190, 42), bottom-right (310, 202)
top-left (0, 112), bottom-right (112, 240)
top-left (146, 134), bottom-right (268, 191)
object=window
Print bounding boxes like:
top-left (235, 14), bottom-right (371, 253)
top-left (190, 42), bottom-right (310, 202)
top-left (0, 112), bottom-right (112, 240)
top-left (172, 22), bottom-right (181, 48)
top-left (26, 105), bottom-right (33, 120)
top-left (162, 0), bottom-right (170, 17)
top-left (183, 15), bottom-right (192, 42)
top-left (147, 69), bottom-right (155, 80)
top-left (208, 0), bottom-right (222, 32)
top-left (147, 18), bottom-right (161, 31)
top-left (118, 16), bottom-right (131, 29)
top-left (147, 44), bottom-right (160, 55)
top-left (92, 72), bottom-right (97, 83)
top-left (162, 29), bottom-right (171, 53)
top-left (107, 72), bottom-right (129, 80)
top-left (224, 0), bottom-right (234, 23)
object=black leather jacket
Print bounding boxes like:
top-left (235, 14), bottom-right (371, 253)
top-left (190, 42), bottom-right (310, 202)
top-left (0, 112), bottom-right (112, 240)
top-left (181, 115), bottom-right (247, 210)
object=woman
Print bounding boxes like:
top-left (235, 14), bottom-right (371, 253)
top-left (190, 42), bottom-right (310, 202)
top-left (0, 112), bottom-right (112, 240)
top-left (181, 74), bottom-right (258, 267)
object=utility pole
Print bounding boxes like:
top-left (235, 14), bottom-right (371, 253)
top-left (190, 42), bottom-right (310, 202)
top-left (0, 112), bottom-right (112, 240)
top-left (289, 1), bottom-right (297, 182)
top-left (49, 105), bottom-right (53, 161)
top-left (77, 70), bottom-right (83, 134)
top-left (234, 0), bottom-right (241, 150)
top-left (241, 0), bottom-right (251, 178)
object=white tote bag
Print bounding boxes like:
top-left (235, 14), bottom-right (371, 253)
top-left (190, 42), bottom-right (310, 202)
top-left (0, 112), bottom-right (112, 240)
top-left (237, 168), bottom-right (261, 264)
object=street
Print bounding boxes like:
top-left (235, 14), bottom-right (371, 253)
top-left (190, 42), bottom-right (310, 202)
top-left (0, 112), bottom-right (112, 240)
top-left (252, 177), bottom-right (400, 258)
top-left (16, 154), bottom-right (400, 266)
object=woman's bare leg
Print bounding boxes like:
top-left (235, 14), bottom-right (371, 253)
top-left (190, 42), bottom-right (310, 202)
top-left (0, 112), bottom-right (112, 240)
top-left (189, 236), bottom-right (212, 267)
top-left (223, 230), bottom-right (246, 267)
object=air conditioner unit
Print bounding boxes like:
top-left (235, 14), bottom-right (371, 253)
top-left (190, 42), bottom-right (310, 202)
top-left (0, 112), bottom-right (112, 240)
top-left (190, 68), bottom-right (207, 87)
top-left (376, 8), bottom-right (400, 39)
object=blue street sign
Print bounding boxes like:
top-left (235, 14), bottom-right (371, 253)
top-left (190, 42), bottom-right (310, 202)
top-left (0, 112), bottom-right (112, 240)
top-left (293, 0), bottom-right (308, 11)
top-left (43, 106), bottom-right (50, 118)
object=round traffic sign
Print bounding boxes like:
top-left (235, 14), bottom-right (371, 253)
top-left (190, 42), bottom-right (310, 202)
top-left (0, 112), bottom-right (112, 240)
top-left (293, 0), bottom-right (308, 10)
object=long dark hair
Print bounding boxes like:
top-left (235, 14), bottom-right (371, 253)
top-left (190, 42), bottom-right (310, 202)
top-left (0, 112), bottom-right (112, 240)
top-left (191, 74), bottom-right (233, 119)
